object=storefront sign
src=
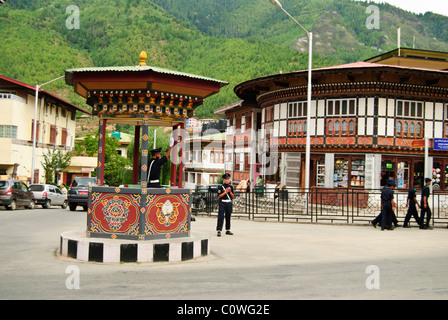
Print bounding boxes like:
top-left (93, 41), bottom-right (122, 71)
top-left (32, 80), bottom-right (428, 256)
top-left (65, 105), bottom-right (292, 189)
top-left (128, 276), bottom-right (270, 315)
top-left (434, 139), bottom-right (448, 151)
top-left (411, 139), bottom-right (426, 148)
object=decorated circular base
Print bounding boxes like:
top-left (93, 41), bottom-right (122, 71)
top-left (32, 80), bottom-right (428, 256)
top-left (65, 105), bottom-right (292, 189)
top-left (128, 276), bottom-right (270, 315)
top-left (60, 230), bottom-right (210, 263)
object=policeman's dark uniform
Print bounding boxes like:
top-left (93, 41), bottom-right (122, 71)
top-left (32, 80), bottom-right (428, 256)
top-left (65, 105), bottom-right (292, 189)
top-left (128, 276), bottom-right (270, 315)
top-left (380, 181), bottom-right (395, 230)
top-left (420, 178), bottom-right (432, 229)
top-left (147, 148), bottom-right (167, 188)
top-left (216, 173), bottom-right (234, 236)
top-left (371, 181), bottom-right (398, 228)
top-left (403, 182), bottom-right (421, 227)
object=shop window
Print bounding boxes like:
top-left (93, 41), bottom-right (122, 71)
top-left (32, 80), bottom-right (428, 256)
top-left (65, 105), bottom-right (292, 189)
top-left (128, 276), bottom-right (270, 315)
top-left (334, 159), bottom-right (349, 188)
top-left (445, 164), bottom-right (448, 190)
top-left (317, 158), bottom-right (325, 187)
top-left (413, 162), bottom-right (424, 188)
top-left (350, 159), bottom-right (365, 187)
top-left (381, 161), bottom-right (395, 186)
top-left (397, 162), bottom-right (409, 189)
top-left (432, 163), bottom-right (442, 190)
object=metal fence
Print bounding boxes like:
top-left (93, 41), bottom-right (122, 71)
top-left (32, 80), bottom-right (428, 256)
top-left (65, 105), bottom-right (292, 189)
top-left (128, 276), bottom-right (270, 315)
top-left (192, 188), bottom-right (448, 228)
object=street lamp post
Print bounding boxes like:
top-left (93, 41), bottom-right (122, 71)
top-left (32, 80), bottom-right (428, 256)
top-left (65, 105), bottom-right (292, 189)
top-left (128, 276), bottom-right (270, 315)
top-left (269, 0), bottom-right (313, 190)
top-left (31, 75), bottom-right (65, 184)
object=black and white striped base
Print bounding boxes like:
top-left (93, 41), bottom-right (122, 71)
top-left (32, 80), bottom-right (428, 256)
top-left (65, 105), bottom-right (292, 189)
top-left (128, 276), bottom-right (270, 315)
top-left (60, 230), bottom-right (210, 263)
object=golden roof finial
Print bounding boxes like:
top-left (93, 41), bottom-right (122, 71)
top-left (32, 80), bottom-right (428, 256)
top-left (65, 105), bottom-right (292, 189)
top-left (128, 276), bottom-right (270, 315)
top-left (139, 51), bottom-right (147, 66)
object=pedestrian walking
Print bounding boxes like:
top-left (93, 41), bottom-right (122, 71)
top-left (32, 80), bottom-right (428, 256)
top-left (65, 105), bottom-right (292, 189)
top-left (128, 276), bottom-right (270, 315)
top-left (216, 173), bottom-right (234, 237)
top-left (420, 177), bottom-right (432, 229)
top-left (403, 181), bottom-right (421, 228)
top-left (381, 180), bottom-right (396, 231)
top-left (371, 180), bottom-right (399, 228)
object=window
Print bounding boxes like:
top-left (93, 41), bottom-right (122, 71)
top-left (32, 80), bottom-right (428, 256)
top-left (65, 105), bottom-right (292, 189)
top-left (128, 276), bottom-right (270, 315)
top-left (396, 100), bottom-right (423, 118)
top-left (397, 121), bottom-right (402, 135)
top-left (234, 153), bottom-right (240, 171)
top-left (288, 102), bottom-right (307, 118)
top-left (50, 126), bottom-right (57, 144)
top-left (31, 120), bottom-right (40, 142)
top-left (288, 120), bottom-right (307, 137)
top-left (327, 99), bottom-right (357, 116)
top-left (61, 129), bottom-right (68, 146)
top-left (351, 159), bottom-right (365, 187)
top-left (334, 159), bottom-right (349, 188)
top-left (396, 120), bottom-right (423, 138)
top-left (0, 125), bottom-right (18, 139)
top-left (265, 107), bottom-right (274, 122)
top-left (349, 120), bottom-right (355, 134)
top-left (245, 154), bottom-right (250, 171)
top-left (328, 120), bottom-right (334, 134)
top-left (246, 114), bottom-right (252, 130)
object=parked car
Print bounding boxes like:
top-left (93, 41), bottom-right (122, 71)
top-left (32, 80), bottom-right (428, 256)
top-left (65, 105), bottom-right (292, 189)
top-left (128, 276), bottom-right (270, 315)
top-left (29, 184), bottom-right (68, 209)
top-left (191, 184), bottom-right (221, 212)
top-left (68, 177), bottom-right (98, 211)
top-left (0, 179), bottom-right (35, 210)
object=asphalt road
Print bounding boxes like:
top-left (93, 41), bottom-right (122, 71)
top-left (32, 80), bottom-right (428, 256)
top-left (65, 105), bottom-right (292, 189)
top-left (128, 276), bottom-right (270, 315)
top-left (0, 206), bottom-right (448, 300)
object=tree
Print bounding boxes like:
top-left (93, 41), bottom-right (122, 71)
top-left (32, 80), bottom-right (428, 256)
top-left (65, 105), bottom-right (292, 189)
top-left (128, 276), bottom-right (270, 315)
top-left (75, 131), bottom-right (133, 186)
top-left (41, 149), bottom-right (71, 184)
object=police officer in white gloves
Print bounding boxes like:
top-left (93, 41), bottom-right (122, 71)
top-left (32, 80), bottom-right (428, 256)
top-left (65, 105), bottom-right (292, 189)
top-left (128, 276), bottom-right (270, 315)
top-left (147, 137), bottom-right (173, 188)
top-left (216, 173), bottom-right (234, 237)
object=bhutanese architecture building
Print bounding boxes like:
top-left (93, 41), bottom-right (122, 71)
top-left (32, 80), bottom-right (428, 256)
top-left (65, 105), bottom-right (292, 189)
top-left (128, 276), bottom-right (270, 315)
top-left (215, 48), bottom-right (448, 191)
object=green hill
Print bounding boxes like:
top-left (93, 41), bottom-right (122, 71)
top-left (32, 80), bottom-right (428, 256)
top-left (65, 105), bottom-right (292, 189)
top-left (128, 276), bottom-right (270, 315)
top-left (1, 0), bottom-right (447, 118)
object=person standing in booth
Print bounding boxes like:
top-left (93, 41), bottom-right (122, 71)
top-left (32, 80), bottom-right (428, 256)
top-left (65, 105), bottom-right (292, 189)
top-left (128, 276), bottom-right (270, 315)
top-left (147, 145), bottom-right (173, 188)
top-left (216, 173), bottom-right (234, 237)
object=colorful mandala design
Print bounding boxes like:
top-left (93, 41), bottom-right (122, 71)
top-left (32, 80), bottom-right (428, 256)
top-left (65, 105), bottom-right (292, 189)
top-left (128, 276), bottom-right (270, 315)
top-left (102, 196), bottom-right (131, 231)
top-left (90, 193), bottom-right (139, 235)
top-left (145, 194), bottom-right (189, 236)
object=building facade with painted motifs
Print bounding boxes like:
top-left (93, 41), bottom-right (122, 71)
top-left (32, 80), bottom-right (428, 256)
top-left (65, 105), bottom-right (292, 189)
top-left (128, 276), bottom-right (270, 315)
top-left (217, 49), bottom-right (448, 192)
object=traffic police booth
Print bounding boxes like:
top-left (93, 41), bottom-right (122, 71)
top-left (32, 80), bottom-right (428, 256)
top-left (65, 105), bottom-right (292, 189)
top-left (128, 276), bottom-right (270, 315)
top-left (61, 52), bottom-right (227, 262)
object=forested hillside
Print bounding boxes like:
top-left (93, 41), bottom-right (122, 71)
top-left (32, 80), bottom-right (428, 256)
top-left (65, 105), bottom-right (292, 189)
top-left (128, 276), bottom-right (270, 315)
top-left (1, 0), bottom-right (447, 118)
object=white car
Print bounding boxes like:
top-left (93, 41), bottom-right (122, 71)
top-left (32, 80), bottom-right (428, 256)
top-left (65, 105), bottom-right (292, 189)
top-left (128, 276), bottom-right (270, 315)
top-left (29, 184), bottom-right (68, 209)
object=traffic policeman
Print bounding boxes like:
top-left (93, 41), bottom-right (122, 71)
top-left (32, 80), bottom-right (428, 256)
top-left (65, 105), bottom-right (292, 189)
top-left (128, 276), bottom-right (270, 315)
top-left (216, 173), bottom-right (234, 237)
top-left (147, 146), bottom-right (172, 188)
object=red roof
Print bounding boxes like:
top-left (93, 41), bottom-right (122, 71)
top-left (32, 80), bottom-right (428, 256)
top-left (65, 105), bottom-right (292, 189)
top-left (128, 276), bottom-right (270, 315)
top-left (0, 74), bottom-right (91, 114)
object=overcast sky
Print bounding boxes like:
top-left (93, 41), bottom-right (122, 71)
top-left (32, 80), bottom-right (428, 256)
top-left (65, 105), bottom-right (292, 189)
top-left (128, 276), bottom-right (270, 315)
top-left (370, 0), bottom-right (448, 16)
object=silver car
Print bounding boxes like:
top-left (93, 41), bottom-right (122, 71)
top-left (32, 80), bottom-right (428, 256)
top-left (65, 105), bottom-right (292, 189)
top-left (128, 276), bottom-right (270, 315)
top-left (29, 184), bottom-right (68, 209)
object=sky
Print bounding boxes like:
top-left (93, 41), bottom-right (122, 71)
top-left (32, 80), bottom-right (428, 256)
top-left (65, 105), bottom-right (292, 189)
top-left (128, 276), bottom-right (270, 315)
top-left (371, 0), bottom-right (448, 16)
